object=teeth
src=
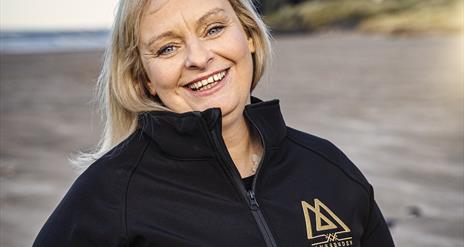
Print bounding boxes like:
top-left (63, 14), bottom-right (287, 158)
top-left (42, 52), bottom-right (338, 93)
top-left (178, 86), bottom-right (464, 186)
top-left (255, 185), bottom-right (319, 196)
top-left (188, 69), bottom-right (227, 91)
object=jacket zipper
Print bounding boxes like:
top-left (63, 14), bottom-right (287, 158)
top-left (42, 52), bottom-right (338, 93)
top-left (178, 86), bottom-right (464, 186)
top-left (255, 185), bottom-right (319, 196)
top-left (244, 111), bottom-right (278, 247)
top-left (201, 112), bottom-right (278, 247)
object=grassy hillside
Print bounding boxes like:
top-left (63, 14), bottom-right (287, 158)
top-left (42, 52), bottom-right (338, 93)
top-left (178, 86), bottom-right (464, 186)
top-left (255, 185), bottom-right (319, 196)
top-left (263, 0), bottom-right (462, 35)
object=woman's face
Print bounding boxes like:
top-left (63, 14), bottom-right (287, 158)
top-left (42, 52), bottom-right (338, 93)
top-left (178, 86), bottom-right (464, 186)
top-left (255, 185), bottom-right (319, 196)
top-left (139, 0), bottom-right (255, 124)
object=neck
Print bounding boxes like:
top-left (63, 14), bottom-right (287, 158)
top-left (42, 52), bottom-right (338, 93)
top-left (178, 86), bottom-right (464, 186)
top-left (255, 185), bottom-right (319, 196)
top-left (222, 114), bottom-right (261, 178)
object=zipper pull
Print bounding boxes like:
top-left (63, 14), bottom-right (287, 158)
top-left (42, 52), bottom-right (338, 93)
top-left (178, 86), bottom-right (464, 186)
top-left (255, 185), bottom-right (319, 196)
top-left (248, 190), bottom-right (259, 210)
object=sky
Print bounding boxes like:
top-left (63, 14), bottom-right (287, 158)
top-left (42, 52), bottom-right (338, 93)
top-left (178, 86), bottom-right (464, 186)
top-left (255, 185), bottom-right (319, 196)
top-left (1, 0), bottom-right (119, 31)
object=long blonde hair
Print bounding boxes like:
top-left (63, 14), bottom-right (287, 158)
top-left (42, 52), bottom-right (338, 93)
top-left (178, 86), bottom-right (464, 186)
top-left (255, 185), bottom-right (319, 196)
top-left (73, 0), bottom-right (273, 168)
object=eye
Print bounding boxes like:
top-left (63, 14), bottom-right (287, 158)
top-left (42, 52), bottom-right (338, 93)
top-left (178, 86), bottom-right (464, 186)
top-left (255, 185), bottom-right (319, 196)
top-left (157, 44), bottom-right (178, 56)
top-left (206, 25), bottom-right (224, 37)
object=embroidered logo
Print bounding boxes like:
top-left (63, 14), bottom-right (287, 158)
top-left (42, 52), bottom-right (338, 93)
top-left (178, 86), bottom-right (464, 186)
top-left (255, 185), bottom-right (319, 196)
top-left (301, 199), bottom-right (353, 246)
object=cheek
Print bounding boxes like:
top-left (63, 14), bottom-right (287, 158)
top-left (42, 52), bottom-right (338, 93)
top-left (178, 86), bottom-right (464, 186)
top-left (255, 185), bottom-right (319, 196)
top-left (145, 62), bottom-right (181, 90)
top-left (207, 23), bottom-right (252, 61)
top-left (222, 32), bottom-right (252, 60)
top-left (219, 29), bottom-right (254, 80)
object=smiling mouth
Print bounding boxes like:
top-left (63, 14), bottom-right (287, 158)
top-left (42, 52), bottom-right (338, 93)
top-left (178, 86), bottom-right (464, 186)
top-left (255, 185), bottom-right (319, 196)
top-left (184, 69), bottom-right (228, 92)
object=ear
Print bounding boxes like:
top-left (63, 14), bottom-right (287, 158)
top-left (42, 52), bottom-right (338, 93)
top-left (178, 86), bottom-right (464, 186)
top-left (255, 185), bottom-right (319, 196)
top-left (247, 36), bottom-right (255, 53)
top-left (146, 80), bottom-right (157, 96)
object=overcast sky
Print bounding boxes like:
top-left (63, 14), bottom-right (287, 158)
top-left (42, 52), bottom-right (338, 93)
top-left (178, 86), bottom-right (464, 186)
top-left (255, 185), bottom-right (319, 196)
top-left (1, 0), bottom-right (119, 31)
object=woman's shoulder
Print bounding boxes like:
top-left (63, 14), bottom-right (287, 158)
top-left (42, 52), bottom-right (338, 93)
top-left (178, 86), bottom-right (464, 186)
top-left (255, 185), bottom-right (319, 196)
top-left (48, 129), bottom-right (152, 214)
top-left (34, 131), bottom-right (154, 246)
top-left (33, 130), bottom-right (152, 246)
top-left (285, 126), bottom-right (371, 192)
top-left (74, 129), bottom-right (151, 191)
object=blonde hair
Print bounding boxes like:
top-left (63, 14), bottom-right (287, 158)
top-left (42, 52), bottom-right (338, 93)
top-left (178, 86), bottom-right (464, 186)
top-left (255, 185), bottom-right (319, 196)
top-left (73, 0), bottom-right (272, 168)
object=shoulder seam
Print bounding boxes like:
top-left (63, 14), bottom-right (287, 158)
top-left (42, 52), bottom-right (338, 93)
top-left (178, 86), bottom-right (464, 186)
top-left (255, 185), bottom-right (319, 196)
top-left (362, 185), bottom-right (377, 241)
top-left (286, 132), bottom-right (370, 196)
top-left (122, 138), bottom-right (151, 243)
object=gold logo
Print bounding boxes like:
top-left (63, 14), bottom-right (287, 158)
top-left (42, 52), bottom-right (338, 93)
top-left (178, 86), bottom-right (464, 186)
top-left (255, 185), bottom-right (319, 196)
top-left (301, 199), bottom-right (353, 246)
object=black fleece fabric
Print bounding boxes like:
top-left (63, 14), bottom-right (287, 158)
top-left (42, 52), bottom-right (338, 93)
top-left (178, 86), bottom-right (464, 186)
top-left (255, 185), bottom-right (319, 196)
top-left (33, 97), bottom-right (395, 247)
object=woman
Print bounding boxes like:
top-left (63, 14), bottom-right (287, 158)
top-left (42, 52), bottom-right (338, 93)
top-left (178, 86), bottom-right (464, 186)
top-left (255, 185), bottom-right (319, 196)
top-left (33, 0), bottom-right (394, 246)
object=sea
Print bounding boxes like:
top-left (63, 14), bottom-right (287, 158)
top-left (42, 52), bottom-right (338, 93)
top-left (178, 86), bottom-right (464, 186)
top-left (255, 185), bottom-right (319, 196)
top-left (0, 30), bottom-right (111, 54)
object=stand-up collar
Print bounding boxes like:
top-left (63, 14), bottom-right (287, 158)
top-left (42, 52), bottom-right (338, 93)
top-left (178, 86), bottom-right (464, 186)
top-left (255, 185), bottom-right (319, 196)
top-left (138, 97), bottom-right (287, 159)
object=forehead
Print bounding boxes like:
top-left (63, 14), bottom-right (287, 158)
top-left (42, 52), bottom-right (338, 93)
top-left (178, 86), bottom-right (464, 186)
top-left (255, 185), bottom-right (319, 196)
top-left (142, 0), bottom-right (234, 25)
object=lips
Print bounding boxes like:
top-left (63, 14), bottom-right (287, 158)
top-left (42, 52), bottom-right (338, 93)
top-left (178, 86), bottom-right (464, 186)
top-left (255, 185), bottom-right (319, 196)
top-left (184, 68), bottom-right (229, 92)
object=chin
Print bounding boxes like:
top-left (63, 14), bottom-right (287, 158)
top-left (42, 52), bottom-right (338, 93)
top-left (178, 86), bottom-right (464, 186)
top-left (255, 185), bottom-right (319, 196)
top-left (218, 96), bottom-right (248, 121)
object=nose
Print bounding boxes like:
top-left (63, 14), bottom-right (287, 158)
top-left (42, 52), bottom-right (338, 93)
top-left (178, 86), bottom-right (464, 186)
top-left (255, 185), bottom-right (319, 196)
top-left (184, 37), bottom-right (213, 70)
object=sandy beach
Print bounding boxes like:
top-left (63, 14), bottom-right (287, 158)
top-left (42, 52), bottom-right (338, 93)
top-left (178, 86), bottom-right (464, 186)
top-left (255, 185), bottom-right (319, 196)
top-left (0, 33), bottom-right (462, 247)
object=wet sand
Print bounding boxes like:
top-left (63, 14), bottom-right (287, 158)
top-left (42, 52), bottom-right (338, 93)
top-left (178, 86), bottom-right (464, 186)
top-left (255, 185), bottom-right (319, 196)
top-left (1, 33), bottom-right (462, 247)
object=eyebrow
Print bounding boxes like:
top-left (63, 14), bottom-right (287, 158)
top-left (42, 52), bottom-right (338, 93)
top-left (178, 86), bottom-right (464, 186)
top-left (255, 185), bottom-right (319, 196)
top-left (144, 7), bottom-right (226, 48)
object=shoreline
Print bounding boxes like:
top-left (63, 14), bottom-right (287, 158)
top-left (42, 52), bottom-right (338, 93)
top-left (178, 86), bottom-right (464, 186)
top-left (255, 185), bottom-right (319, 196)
top-left (1, 30), bottom-right (462, 56)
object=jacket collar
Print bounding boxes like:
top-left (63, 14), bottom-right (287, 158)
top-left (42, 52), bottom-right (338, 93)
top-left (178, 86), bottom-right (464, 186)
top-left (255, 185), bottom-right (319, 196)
top-left (138, 97), bottom-right (287, 159)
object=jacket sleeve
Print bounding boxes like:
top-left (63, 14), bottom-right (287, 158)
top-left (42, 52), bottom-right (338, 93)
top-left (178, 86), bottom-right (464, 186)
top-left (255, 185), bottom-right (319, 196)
top-left (32, 172), bottom-right (128, 247)
top-left (361, 187), bottom-right (395, 246)
top-left (32, 206), bottom-right (127, 247)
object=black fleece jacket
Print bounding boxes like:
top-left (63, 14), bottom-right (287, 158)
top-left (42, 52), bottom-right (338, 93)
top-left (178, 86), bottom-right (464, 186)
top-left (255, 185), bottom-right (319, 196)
top-left (33, 97), bottom-right (395, 247)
